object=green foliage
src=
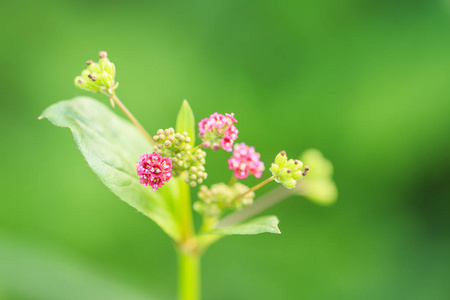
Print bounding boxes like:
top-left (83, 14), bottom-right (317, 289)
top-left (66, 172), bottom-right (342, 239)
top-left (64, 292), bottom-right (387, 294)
top-left (293, 149), bottom-right (337, 205)
top-left (209, 216), bottom-right (281, 235)
top-left (40, 97), bottom-right (182, 240)
top-left (176, 100), bottom-right (196, 147)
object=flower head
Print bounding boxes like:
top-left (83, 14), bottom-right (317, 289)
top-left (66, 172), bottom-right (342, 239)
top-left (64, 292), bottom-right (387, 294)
top-left (228, 143), bottom-right (264, 179)
top-left (270, 151), bottom-right (309, 189)
top-left (137, 152), bottom-right (172, 191)
top-left (198, 112), bottom-right (238, 152)
top-left (74, 50), bottom-right (116, 93)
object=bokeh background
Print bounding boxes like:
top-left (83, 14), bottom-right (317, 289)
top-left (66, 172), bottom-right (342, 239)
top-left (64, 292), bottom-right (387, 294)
top-left (1, 0), bottom-right (450, 299)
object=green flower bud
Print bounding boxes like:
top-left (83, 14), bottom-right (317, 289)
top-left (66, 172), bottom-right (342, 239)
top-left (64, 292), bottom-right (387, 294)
top-left (74, 76), bottom-right (100, 92)
top-left (292, 160), bottom-right (303, 172)
top-left (88, 62), bottom-right (102, 74)
top-left (103, 61), bottom-right (116, 79)
top-left (281, 178), bottom-right (297, 189)
top-left (81, 69), bottom-right (91, 79)
top-left (271, 150), bottom-right (308, 189)
top-left (87, 73), bottom-right (103, 86)
top-left (99, 56), bottom-right (110, 72)
top-left (284, 159), bottom-right (296, 170)
top-left (269, 163), bottom-right (280, 175)
top-left (275, 151), bottom-right (287, 168)
top-left (279, 169), bottom-right (291, 181)
top-left (100, 71), bottom-right (114, 88)
top-left (291, 170), bottom-right (303, 180)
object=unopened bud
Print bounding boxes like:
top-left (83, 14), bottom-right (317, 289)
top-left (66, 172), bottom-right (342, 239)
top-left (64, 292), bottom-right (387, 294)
top-left (88, 62), bottom-right (102, 74)
top-left (282, 178), bottom-right (297, 189)
top-left (74, 76), bottom-right (100, 92)
top-left (275, 151), bottom-right (287, 168)
top-left (100, 71), bottom-right (114, 88)
top-left (291, 171), bottom-right (303, 180)
top-left (99, 51), bottom-right (108, 58)
top-left (269, 163), bottom-right (280, 175)
top-left (284, 159), bottom-right (296, 170)
top-left (81, 69), bottom-right (91, 78)
top-left (293, 160), bottom-right (303, 171)
top-left (103, 61), bottom-right (116, 79)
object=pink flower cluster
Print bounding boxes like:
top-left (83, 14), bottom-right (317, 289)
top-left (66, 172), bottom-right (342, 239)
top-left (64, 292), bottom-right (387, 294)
top-left (137, 152), bottom-right (172, 191)
top-left (228, 143), bottom-right (264, 179)
top-left (198, 112), bottom-right (238, 152)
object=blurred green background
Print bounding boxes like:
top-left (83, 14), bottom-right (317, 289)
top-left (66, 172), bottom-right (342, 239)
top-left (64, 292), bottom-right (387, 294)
top-left (1, 0), bottom-right (450, 299)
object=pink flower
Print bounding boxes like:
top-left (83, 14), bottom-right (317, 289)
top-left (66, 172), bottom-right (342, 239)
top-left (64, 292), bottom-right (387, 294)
top-left (198, 112), bottom-right (238, 152)
top-left (228, 143), bottom-right (265, 179)
top-left (137, 152), bottom-right (172, 191)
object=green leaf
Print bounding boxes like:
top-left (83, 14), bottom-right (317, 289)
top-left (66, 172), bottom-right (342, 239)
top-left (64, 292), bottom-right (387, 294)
top-left (293, 149), bottom-right (338, 205)
top-left (40, 97), bottom-right (181, 241)
top-left (176, 100), bottom-right (195, 147)
top-left (209, 216), bottom-right (281, 235)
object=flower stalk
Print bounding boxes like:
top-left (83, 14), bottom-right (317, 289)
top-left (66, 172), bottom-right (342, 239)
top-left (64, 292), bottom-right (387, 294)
top-left (109, 90), bottom-right (156, 146)
top-left (229, 175), bottom-right (275, 205)
top-left (177, 249), bottom-right (200, 300)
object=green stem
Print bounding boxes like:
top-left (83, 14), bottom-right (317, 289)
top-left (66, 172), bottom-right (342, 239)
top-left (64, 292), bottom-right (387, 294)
top-left (229, 175), bottom-right (275, 205)
top-left (228, 175), bottom-right (237, 186)
top-left (191, 143), bottom-right (203, 153)
top-left (101, 90), bottom-right (156, 146)
top-left (177, 250), bottom-right (200, 300)
top-left (175, 174), bottom-right (200, 299)
top-left (178, 175), bottom-right (195, 241)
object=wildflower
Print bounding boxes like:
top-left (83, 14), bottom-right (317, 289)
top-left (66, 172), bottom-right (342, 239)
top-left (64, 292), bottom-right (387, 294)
top-left (228, 143), bottom-right (264, 179)
top-left (74, 50), bottom-right (116, 92)
top-left (137, 152), bottom-right (172, 191)
top-left (198, 112), bottom-right (238, 152)
top-left (270, 151), bottom-right (309, 189)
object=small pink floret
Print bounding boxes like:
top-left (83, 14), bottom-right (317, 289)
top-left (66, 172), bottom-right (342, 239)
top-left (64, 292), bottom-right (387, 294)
top-left (137, 152), bottom-right (172, 191)
top-left (228, 143), bottom-right (265, 179)
top-left (198, 112), bottom-right (239, 151)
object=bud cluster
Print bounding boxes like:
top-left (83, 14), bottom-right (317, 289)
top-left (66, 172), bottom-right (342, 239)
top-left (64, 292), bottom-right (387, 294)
top-left (198, 113), bottom-right (238, 152)
top-left (270, 151), bottom-right (309, 189)
top-left (194, 183), bottom-right (254, 219)
top-left (153, 128), bottom-right (207, 186)
top-left (74, 51), bottom-right (116, 92)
